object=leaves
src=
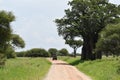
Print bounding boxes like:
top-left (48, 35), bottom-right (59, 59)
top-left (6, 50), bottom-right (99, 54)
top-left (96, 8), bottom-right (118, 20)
top-left (11, 34), bottom-right (25, 49)
top-left (96, 23), bottom-right (120, 56)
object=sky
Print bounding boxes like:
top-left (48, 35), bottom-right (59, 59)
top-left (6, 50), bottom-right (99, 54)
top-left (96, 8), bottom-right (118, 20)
top-left (0, 0), bottom-right (120, 53)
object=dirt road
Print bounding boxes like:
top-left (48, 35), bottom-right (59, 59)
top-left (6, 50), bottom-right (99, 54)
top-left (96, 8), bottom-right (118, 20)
top-left (43, 59), bottom-right (92, 80)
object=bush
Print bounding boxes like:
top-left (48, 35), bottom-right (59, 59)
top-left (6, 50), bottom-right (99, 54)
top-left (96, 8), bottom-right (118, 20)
top-left (17, 48), bottom-right (50, 57)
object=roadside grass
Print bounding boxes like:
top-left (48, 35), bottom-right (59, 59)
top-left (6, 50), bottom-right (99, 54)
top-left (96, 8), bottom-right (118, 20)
top-left (59, 56), bottom-right (120, 80)
top-left (0, 58), bottom-right (51, 80)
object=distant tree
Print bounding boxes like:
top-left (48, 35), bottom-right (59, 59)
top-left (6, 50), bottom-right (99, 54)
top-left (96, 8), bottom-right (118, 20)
top-left (65, 39), bottom-right (83, 57)
top-left (48, 48), bottom-right (58, 56)
top-left (95, 23), bottom-right (120, 57)
top-left (25, 48), bottom-right (49, 57)
top-left (16, 51), bottom-right (26, 57)
top-left (59, 48), bottom-right (69, 56)
top-left (0, 10), bottom-right (15, 66)
top-left (55, 0), bottom-right (120, 60)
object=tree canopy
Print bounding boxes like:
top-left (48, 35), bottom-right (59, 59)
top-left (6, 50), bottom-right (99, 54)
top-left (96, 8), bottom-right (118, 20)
top-left (55, 0), bottom-right (120, 60)
top-left (11, 34), bottom-right (25, 49)
top-left (0, 10), bottom-right (15, 65)
top-left (59, 48), bottom-right (69, 56)
top-left (96, 23), bottom-right (120, 57)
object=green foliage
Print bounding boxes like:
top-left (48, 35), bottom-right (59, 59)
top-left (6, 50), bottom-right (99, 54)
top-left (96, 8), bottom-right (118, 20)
top-left (96, 23), bottom-right (120, 57)
top-left (66, 39), bottom-right (83, 48)
top-left (0, 53), bottom-right (6, 67)
top-left (16, 51), bottom-right (26, 57)
top-left (66, 39), bottom-right (83, 57)
top-left (48, 48), bottom-right (58, 56)
top-left (55, 0), bottom-right (120, 60)
top-left (17, 48), bottom-right (50, 57)
top-left (0, 58), bottom-right (51, 80)
top-left (58, 48), bottom-right (69, 56)
top-left (11, 34), bottom-right (25, 48)
top-left (0, 10), bottom-right (15, 45)
top-left (0, 10), bottom-right (15, 66)
top-left (5, 45), bottom-right (16, 59)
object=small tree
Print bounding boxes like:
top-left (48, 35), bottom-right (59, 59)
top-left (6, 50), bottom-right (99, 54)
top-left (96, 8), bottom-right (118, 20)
top-left (66, 39), bottom-right (83, 57)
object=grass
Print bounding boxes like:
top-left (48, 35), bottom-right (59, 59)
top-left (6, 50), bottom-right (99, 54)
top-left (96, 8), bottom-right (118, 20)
top-left (0, 57), bottom-right (51, 80)
top-left (59, 56), bottom-right (120, 80)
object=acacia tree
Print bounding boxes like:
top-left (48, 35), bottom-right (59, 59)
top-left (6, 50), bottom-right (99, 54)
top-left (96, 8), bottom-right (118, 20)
top-left (0, 10), bottom-right (15, 65)
top-left (55, 0), bottom-right (120, 60)
top-left (66, 39), bottom-right (83, 57)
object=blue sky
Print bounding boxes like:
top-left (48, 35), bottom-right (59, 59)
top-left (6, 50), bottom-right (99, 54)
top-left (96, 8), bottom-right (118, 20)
top-left (0, 0), bottom-right (120, 53)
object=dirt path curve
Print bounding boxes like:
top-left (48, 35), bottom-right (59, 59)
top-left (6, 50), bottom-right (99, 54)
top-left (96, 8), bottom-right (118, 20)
top-left (43, 59), bottom-right (92, 80)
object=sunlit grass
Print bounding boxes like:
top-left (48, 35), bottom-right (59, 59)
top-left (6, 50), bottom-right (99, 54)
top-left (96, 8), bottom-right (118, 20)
top-left (59, 56), bottom-right (120, 80)
top-left (0, 58), bottom-right (51, 80)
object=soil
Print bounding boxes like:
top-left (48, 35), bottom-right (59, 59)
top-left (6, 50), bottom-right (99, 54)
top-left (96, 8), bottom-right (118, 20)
top-left (43, 59), bottom-right (92, 80)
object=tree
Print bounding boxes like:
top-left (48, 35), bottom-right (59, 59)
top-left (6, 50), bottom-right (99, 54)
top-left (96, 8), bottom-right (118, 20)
top-left (0, 10), bottom-right (15, 66)
top-left (65, 39), bottom-right (83, 57)
top-left (95, 23), bottom-right (120, 57)
top-left (59, 48), bottom-right (69, 56)
top-left (25, 48), bottom-right (50, 57)
top-left (55, 0), bottom-right (120, 60)
top-left (48, 48), bottom-right (58, 56)
top-left (6, 34), bottom-right (25, 58)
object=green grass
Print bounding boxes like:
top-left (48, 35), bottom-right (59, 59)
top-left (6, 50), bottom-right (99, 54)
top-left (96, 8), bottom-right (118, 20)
top-left (0, 58), bottom-right (51, 80)
top-left (59, 56), bottom-right (120, 80)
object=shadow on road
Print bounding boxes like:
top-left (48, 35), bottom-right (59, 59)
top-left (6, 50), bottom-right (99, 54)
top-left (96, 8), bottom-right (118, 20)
top-left (69, 59), bottom-right (84, 66)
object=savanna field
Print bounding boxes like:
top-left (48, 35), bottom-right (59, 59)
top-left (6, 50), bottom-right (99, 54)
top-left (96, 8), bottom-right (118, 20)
top-left (0, 58), bottom-right (51, 80)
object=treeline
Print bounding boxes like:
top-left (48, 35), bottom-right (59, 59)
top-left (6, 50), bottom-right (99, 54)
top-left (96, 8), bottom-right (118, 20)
top-left (16, 48), bottom-right (70, 57)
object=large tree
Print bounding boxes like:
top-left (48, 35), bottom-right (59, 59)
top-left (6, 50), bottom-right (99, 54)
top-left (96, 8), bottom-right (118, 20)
top-left (0, 10), bottom-right (15, 65)
top-left (55, 0), bottom-right (120, 60)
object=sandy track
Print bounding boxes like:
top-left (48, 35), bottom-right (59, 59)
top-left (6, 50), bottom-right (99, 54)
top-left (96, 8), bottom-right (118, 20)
top-left (44, 59), bottom-right (92, 80)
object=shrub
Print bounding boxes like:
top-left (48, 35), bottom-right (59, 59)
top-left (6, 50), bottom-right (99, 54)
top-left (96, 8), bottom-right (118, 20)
top-left (25, 48), bottom-right (50, 57)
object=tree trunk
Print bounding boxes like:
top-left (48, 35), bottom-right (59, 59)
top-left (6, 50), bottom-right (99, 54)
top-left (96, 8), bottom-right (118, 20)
top-left (81, 36), bottom-right (96, 60)
top-left (73, 47), bottom-right (77, 57)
